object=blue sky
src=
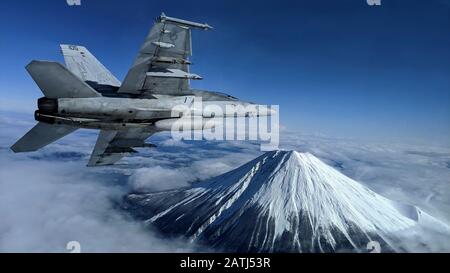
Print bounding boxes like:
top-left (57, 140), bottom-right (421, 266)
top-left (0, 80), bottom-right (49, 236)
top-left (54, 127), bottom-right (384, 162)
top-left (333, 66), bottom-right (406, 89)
top-left (0, 0), bottom-right (449, 145)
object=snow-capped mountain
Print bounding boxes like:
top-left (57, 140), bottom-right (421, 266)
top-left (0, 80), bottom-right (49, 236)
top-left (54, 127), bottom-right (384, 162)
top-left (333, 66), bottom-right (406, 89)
top-left (123, 150), bottom-right (445, 252)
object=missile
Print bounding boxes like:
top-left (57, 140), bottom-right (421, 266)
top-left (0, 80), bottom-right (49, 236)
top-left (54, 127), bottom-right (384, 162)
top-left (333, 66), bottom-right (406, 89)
top-left (158, 12), bottom-right (213, 30)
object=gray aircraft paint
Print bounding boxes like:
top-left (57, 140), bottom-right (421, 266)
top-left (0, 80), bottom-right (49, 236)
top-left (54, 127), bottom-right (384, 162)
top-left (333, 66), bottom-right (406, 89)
top-left (11, 13), bottom-right (272, 166)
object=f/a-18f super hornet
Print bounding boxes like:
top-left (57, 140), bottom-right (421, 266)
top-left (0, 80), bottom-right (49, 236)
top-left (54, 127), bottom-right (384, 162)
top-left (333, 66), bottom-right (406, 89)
top-left (11, 13), bottom-right (273, 166)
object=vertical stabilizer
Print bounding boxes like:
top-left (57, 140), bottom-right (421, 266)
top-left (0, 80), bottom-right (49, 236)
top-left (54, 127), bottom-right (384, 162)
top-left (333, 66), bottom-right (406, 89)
top-left (60, 44), bottom-right (121, 87)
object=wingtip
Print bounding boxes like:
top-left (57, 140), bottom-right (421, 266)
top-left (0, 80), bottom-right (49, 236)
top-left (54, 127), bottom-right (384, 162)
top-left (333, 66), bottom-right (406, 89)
top-left (87, 161), bottom-right (100, 167)
top-left (87, 162), bottom-right (114, 167)
top-left (25, 60), bottom-right (39, 70)
top-left (26, 60), bottom-right (63, 68)
top-left (10, 144), bottom-right (37, 153)
top-left (10, 145), bottom-right (20, 153)
top-left (60, 44), bottom-right (87, 50)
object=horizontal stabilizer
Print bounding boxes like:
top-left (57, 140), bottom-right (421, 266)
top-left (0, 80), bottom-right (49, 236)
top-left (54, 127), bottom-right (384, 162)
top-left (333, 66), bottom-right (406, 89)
top-left (26, 61), bottom-right (101, 98)
top-left (11, 122), bottom-right (77, 153)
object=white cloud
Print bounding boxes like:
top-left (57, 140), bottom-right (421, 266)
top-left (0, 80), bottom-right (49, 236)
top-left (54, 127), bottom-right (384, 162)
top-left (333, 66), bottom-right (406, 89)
top-left (0, 114), bottom-right (205, 253)
top-left (0, 155), bottom-right (200, 252)
top-left (1, 113), bottom-right (449, 252)
top-left (129, 166), bottom-right (193, 192)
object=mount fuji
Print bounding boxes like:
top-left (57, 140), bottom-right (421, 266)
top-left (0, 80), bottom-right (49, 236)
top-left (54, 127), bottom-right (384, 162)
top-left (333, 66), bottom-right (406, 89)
top-left (123, 150), bottom-right (449, 252)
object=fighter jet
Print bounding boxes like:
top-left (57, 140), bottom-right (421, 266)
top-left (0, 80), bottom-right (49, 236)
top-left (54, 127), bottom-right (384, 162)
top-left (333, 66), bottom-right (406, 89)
top-left (11, 13), bottom-right (272, 166)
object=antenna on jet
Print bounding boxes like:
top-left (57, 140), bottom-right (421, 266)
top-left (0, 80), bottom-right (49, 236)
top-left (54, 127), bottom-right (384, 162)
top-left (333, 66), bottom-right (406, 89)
top-left (158, 12), bottom-right (213, 30)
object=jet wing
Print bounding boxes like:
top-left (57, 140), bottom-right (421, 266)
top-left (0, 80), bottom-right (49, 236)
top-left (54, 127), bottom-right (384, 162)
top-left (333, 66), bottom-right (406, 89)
top-left (118, 13), bottom-right (212, 97)
top-left (88, 128), bottom-right (156, 167)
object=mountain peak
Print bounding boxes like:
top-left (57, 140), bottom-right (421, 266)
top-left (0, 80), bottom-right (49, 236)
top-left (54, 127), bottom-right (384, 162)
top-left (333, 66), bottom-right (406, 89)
top-left (124, 150), bottom-right (427, 252)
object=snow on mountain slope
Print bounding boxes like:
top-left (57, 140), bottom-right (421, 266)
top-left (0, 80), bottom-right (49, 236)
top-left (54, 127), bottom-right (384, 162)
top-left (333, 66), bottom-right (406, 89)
top-left (123, 150), bottom-right (445, 252)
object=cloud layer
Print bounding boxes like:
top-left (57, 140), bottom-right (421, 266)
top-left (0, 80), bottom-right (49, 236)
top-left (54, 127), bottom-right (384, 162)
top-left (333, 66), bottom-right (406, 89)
top-left (1, 111), bottom-right (449, 252)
